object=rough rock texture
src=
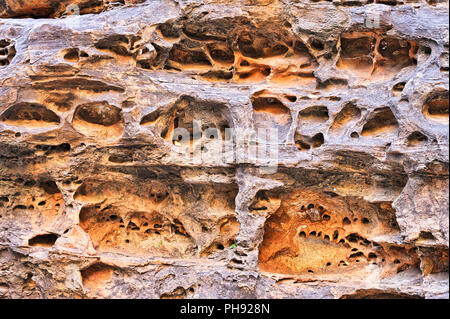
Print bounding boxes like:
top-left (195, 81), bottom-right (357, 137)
top-left (0, 0), bottom-right (448, 299)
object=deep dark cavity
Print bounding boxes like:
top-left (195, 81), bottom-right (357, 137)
top-left (28, 233), bottom-right (60, 247)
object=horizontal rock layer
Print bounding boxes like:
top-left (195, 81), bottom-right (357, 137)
top-left (0, 0), bottom-right (448, 298)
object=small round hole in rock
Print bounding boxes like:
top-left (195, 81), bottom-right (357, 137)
top-left (350, 132), bottom-right (359, 138)
top-left (423, 47), bottom-right (432, 55)
top-left (63, 48), bottom-right (80, 61)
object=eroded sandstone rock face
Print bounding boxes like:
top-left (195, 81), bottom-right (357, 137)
top-left (0, 0), bottom-right (448, 299)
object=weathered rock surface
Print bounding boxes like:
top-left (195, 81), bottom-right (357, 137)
top-left (0, 0), bottom-right (448, 299)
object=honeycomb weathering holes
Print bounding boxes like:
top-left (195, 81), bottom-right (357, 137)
top-left (28, 233), bottom-right (60, 247)
top-left (258, 189), bottom-right (419, 277)
top-left (341, 289), bottom-right (424, 299)
top-left (141, 96), bottom-right (232, 145)
top-left (168, 43), bottom-right (213, 70)
top-left (338, 32), bottom-right (418, 80)
top-left (0, 39), bottom-right (16, 66)
top-left (252, 97), bottom-right (290, 115)
top-left (79, 205), bottom-right (197, 257)
top-left (75, 179), bottom-right (239, 257)
top-left (40, 180), bottom-right (60, 195)
top-left (75, 179), bottom-right (196, 256)
top-left (149, 22), bottom-right (318, 85)
top-left (361, 107), bottom-right (398, 137)
top-left (248, 190), bottom-right (281, 214)
top-left (0, 0), bottom-right (447, 300)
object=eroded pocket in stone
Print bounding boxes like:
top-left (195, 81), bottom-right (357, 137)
top-left (74, 178), bottom-right (239, 258)
top-left (72, 101), bottom-right (124, 140)
top-left (298, 106), bottom-right (329, 123)
top-left (0, 39), bottom-right (16, 67)
top-left (140, 95), bottom-right (232, 154)
top-left (337, 32), bottom-right (419, 81)
top-left (252, 94), bottom-right (292, 142)
top-left (330, 102), bottom-right (361, 132)
top-left (81, 263), bottom-right (114, 291)
top-left (28, 233), bottom-right (60, 247)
